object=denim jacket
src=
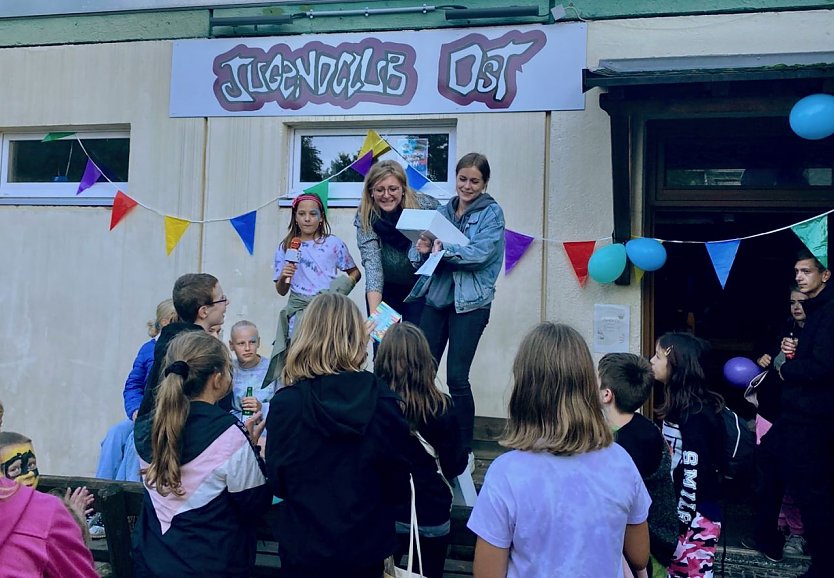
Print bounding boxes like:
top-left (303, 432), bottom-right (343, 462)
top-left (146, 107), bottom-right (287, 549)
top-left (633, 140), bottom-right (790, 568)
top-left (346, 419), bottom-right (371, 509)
top-left (407, 195), bottom-right (505, 313)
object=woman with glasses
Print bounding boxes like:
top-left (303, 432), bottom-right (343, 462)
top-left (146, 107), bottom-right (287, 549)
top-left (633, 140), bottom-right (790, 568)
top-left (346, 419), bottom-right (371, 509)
top-left (355, 159), bottom-right (438, 324)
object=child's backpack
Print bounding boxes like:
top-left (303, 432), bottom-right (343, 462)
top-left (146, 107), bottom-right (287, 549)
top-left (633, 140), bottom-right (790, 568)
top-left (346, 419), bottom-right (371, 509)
top-left (721, 406), bottom-right (756, 481)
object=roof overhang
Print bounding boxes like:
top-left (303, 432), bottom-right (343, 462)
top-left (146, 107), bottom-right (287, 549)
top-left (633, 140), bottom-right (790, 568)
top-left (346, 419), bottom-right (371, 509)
top-left (583, 52), bottom-right (834, 91)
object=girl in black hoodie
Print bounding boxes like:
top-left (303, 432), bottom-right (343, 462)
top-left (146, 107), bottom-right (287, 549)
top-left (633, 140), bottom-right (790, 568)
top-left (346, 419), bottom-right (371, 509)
top-left (265, 293), bottom-right (411, 578)
top-left (375, 322), bottom-right (468, 578)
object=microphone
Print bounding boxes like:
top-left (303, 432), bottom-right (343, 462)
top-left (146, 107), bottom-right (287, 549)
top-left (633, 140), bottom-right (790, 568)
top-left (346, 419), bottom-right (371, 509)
top-left (285, 237), bottom-right (302, 283)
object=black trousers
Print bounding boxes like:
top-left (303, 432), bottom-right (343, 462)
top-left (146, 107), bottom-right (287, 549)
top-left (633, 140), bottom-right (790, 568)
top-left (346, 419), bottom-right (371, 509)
top-left (753, 416), bottom-right (834, 578)
top-left (419, 304), bottom-right (491, 454)
top-left (393, 531), bottom-right (451, 578)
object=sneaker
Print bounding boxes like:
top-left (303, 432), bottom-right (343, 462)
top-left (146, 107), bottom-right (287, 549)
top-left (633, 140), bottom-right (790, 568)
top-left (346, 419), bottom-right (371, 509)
top-left (741, 535), bottom-right (783, 562)
top-left (783, 534), bottom-right (807, 556)
top-left (467, 451), bottom-right (476, 474)
top-left (87, 513), bottom-right (106, 540)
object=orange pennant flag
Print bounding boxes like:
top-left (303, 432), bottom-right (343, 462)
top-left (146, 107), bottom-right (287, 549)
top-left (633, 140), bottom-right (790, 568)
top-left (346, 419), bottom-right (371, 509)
top-left (164, 216), bottom-right (190, 255)
top-left (109, 191), bottom-right (138, 230)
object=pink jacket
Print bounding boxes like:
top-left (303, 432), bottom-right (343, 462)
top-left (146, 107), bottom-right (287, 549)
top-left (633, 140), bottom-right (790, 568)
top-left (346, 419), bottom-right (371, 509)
top-left (0, 477), bottom-right (98, 578)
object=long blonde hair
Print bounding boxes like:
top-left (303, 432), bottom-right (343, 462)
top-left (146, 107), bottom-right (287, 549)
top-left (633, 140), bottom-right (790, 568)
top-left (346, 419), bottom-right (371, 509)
top-left (375, 322), bottom-right (449, 428)
top-left (147, 298), bottom-right (178, 338)
top-left (357, 160), bottom-right (420, 232)
top-left (502, 322), bottom-right (613, 455)
top-left (144, 332), bottom-right (231, 496)
top-left (282, 293), bottom-right (368, 384)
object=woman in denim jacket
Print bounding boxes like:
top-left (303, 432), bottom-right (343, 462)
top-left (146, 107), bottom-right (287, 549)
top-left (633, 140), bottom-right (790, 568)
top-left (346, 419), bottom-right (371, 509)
top-left (408, 152), bottom-right (505, 457)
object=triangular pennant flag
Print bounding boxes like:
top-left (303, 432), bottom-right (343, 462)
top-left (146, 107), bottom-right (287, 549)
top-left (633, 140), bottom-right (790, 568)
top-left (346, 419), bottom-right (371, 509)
top-left (42, 132), bottom-right (76, 142)
top-left (633, 264), bottom-right (645, 284)
top-left (350, 151), bottom-right (374, 177)
top-left (504, 230), bottom-right (535, 274)
top-left (358, 129), bottom-right (391, 158)
top-left (164, 216), bottom-right (190, 256)
top-left (76, 158), bottom-right (102, 195)
top-left (406, 165), bottom-right (430, 191)
top-left (109, 191), bottom-right (138, 230)
top-left (705, 240), bottom-right (740, 289)
top-left (230, 210), bottom-right (257, 255)
top-left (792, 215), bottom-right (828, 268)
top-left (303, 181), bottom-right (330, 215)
top-left (563, 241), bottom-right (596, 286)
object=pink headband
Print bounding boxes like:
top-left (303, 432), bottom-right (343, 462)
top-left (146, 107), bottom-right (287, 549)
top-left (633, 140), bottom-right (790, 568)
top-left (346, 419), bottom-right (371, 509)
top-left (292, 194), bottom-right (324, 210)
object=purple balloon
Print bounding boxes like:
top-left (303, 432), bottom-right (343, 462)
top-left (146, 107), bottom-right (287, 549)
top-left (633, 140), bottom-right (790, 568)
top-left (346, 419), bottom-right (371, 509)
top-left (723, 357), bottom-right (760, 388)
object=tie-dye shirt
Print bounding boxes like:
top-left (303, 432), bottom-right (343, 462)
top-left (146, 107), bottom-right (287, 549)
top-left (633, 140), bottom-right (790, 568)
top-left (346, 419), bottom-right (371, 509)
top-left (273, 235), bottom-right (356, 296)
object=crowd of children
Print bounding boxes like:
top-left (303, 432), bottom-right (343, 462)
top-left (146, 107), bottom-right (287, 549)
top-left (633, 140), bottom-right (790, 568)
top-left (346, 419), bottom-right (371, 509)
top-left (5, 152), bottom-right (829, 578)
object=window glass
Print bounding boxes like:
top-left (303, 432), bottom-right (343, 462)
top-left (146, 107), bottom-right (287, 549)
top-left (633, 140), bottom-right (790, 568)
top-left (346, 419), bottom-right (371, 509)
top-left (0, 131), bottom-right (129, 205)
top-left (290, 126), bottom-right (455, 205)
top-left (656, 118), bottom-right (834, 194)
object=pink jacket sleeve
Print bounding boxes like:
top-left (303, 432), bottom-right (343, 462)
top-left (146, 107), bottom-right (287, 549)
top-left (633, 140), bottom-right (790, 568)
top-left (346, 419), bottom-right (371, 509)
top-left (44, 504), bottom-right (98, 578)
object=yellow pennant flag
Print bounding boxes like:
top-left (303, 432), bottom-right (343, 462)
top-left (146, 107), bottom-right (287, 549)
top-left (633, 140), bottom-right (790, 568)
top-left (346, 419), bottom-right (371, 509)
top-left (164, 216), bottom-right (190, 255)
top-left (633, 264), bottom-right (645, 284)
top-left (358, 129), bottom-right (391, 158)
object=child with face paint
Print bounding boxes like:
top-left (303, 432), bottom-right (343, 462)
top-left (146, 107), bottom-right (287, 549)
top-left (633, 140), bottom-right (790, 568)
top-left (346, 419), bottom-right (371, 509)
top-left (0, 433), bottom-right (99, 578)
top-left (264, 193), bottom-right (362, 385)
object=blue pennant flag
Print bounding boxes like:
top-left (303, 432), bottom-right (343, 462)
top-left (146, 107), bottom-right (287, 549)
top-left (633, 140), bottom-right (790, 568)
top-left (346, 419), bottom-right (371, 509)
top-left (230, 211), bottom-right (257, 255)
top-left (406, 165), bottom-right (430, 191)
top-left (705, 240), bottom-right (740, 289)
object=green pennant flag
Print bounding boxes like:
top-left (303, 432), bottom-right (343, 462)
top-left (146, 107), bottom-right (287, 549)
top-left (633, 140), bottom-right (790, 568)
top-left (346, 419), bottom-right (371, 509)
top-left (42, 132), bottom-right (76, 142)
top-left (792, 215), bottom-right (828, 268)
top-left (303, 180), bottom-right (330, 215)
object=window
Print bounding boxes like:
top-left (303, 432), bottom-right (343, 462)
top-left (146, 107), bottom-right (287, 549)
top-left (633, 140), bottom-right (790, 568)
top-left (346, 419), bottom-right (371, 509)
top-left (0, 130), bottom-right (130, 205)
top-left (648, 118), bottom-right (834, 205)
top-left (288, 126), bottom-right (456, 206)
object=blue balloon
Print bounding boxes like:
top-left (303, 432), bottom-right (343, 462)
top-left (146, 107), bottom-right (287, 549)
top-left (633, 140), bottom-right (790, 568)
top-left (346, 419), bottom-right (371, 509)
top-left (723, 357), bottom-right (760, 388)
top-left (588, 243), bottom-right (627, 284)
top-left (626, 238), bottom-right (667, 272)
top-left (789, 94), bottom-right (834, 140)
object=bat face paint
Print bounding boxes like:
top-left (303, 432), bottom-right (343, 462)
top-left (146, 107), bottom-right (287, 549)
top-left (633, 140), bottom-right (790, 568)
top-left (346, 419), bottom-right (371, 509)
top-left (1, 443), bottom-right (39, 488)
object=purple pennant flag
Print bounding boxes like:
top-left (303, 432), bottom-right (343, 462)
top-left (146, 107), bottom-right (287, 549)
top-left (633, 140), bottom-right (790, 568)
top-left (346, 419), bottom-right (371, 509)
top-left (350, 150), bottom-right (374, 177)
top-left (406, 165), bottom-right (430, 190)
top-left (230, 210), bottom-right (257, 255)
top-left (705, 240), bottom-right (740, 289)
top-left (504, 229), bottom-right (535, 274)
top-left (76, 158), bottom-right (102, 195)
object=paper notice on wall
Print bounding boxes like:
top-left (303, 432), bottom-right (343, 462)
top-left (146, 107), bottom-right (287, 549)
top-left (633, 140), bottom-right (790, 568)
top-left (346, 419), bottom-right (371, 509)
top-left (593, 304), bottom-right (630, 354)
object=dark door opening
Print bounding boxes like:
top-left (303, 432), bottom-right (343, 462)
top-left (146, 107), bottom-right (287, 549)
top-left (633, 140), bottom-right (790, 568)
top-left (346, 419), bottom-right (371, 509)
top-left (652, 209), bottom-right (820, 419)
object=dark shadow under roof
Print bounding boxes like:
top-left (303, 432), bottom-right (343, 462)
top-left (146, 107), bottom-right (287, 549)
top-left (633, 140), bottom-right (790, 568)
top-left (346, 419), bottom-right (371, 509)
top-left (583, 52), bottom-right (834, 91)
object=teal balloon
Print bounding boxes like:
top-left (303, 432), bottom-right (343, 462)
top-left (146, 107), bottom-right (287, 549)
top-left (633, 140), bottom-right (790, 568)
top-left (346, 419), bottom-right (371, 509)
top-left (626, 238), bottom-right (667, 271)
top-left (588, 243), bottom-right (627, 283)
top-left (789, 94), bottom-right (834, 140)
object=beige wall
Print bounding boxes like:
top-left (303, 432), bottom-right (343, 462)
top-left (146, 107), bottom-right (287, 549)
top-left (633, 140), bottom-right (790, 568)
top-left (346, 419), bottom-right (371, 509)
top-left (0, 41), bottom-right (544, 474)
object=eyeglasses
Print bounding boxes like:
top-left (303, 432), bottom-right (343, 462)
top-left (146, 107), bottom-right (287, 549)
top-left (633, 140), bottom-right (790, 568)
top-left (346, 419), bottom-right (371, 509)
top-left (372, 185), bottom-right (403, 196)
top-left (208, 295), bottom-right (228, 306)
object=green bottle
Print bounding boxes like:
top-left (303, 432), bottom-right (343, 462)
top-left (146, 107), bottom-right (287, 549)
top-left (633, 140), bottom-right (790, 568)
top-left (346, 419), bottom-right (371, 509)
top-left (242, 386), bottom-right (254, 416)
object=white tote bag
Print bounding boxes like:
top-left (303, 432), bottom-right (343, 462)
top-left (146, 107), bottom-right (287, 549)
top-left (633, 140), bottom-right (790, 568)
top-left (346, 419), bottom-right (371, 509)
top-left (383, 474), bottom-right (425, 578)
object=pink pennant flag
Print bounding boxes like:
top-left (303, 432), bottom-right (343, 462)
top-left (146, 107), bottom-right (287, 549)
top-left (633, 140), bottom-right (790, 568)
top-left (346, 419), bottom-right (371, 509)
top-left (504, 229), bottom-right (535, 274)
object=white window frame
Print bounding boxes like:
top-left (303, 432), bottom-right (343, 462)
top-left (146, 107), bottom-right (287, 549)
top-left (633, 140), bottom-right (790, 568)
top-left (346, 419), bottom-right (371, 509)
top-left (286, 124), bottom-right (457, 207)
top-left (0, 130), bottom-right (129, 206)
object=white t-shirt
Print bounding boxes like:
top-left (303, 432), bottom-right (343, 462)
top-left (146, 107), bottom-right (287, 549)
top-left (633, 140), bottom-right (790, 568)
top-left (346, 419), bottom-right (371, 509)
top-left (467, 445), bottom-right (650, 578)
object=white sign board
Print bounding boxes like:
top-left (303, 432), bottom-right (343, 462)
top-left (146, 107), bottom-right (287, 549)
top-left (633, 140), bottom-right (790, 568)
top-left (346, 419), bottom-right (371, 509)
top-left (593, 304), bottom-right (630, 354)
top-left (169, 23), bottom-right (586, 117)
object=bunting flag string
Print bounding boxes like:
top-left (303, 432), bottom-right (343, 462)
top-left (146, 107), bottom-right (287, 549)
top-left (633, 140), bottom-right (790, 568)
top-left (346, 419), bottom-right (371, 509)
top-left (109, 191), bottom-right (137, 230)
top-left (57, 132), bottom-right (832, 273)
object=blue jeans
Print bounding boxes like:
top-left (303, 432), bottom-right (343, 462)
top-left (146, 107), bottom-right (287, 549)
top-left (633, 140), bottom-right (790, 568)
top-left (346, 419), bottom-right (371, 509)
top-left (96, 419), bottom-right (140, 481)
top-left (419, 304), bottom-right (491, 454)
